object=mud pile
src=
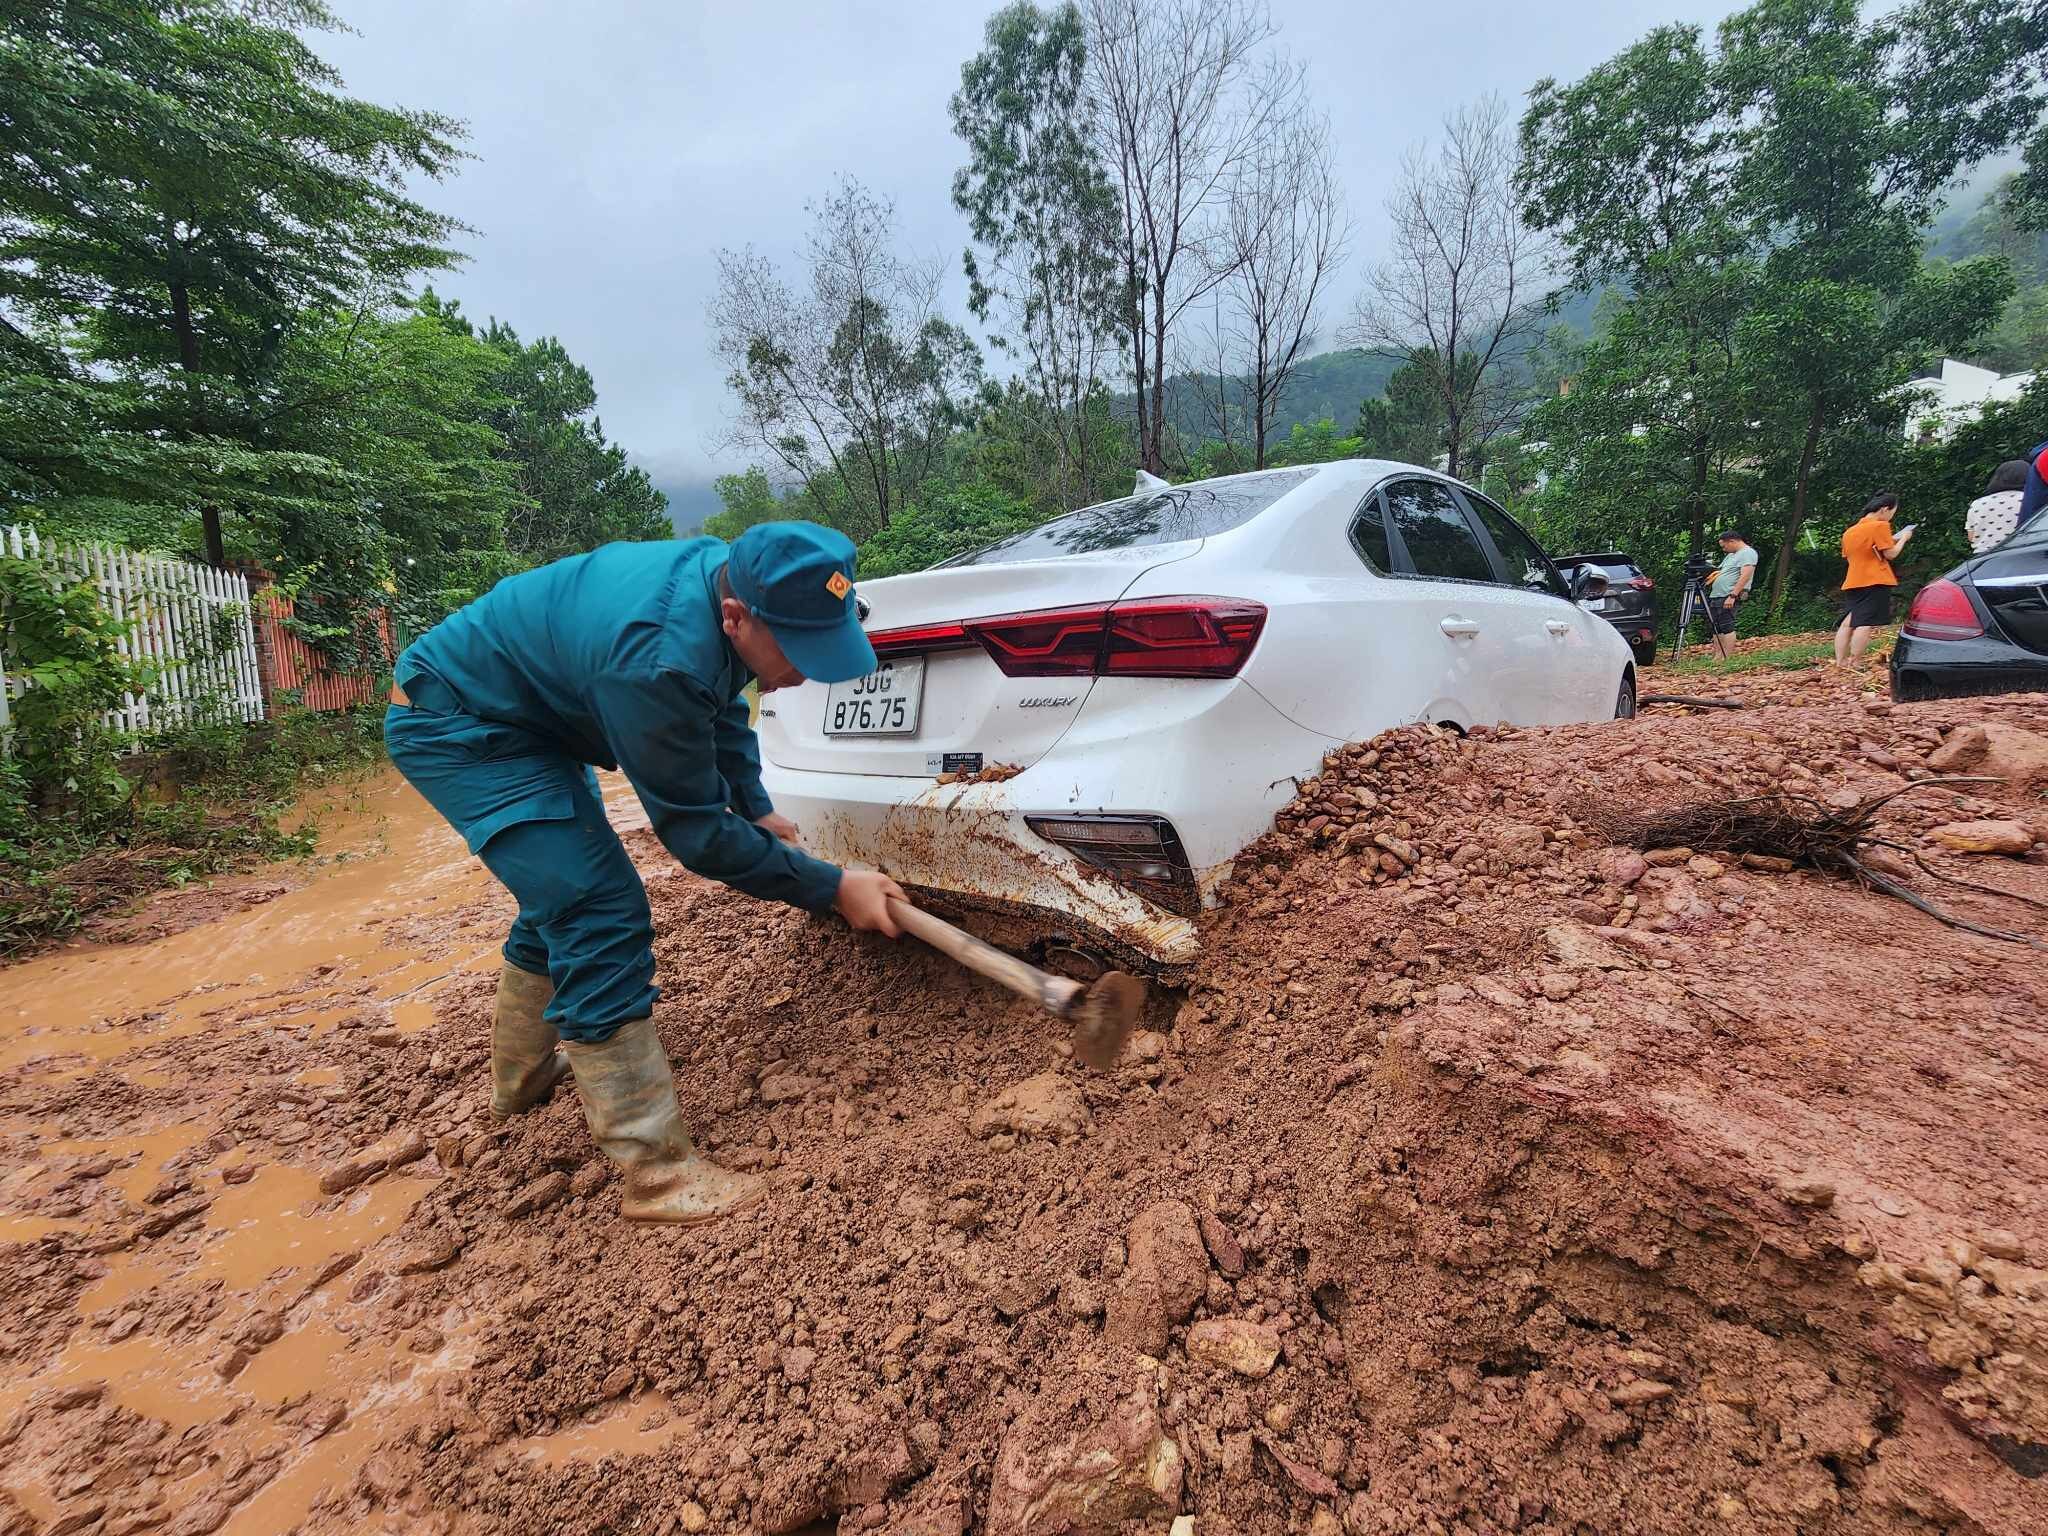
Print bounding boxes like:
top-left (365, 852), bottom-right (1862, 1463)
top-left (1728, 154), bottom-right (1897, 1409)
top-left (5, 658), bottom-right (2048, 1536)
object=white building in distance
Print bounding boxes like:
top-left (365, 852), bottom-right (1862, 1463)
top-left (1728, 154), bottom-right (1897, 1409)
top-left (1903, 358), bottom-right (2037, 442)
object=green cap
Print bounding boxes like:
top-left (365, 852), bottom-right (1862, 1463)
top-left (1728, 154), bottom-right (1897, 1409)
top-left (726, 521), bottom-right (875, 684)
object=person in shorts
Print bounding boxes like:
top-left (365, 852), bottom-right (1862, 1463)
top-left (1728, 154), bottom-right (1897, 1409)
top-left (1834, 491), bottom-right (1912, 666)
top-left (1705, 528), bottom-right (1756, 660)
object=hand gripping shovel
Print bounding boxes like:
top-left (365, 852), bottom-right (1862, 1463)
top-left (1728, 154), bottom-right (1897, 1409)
top-left (886, 899), bottom-right (1146, 1069)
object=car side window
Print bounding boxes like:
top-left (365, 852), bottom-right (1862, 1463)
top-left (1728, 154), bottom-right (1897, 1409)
top-left (1462, 492), bottom-right (1571, 600)
top-left (1381, 479), bottom-right (1494, 583)
top-left (1347, 494), bottom-right (1393, 572)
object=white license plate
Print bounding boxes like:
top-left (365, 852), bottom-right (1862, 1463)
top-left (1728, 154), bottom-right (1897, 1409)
top-left (823, 658), bottom-right (925, 736)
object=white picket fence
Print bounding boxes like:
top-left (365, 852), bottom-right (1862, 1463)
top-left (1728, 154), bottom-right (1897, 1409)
top-left (1, 523), bottom-right (267, 744)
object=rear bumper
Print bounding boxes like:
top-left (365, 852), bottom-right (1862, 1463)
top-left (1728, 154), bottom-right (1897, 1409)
top-left (768, 770), bottom-right (1205, 970)
top-left (761, 676), bottom-right (1337, 969)
top-left (1890, 632), bottom-right (2048, 700)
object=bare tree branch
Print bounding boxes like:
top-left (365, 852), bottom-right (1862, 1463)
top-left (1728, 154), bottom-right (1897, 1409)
top-left (1347, 94), bottom-right (1543, 477)
top-left (1083, 0), bottom-right (1280, 473)
top-left (708, 179), bottom-right (980, 537)
top-left (1216, 93), bottom-right (1347, 466)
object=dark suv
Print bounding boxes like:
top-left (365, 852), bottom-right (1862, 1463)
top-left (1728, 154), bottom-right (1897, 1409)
top-left (1555, 553), bottom-right (1659, 665)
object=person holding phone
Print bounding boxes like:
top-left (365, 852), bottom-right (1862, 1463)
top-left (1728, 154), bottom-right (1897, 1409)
top-left (1834, 491), bottom-right (1912, 667)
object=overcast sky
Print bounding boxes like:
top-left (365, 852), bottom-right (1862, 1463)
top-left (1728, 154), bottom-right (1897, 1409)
top-left (320, 0), bottom-right (1743, 523)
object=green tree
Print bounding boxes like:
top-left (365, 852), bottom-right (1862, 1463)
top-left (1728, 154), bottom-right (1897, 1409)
top-left (260, 299), bottom-right (525, 626)
top-left (474, 318), bottom-right (670, 562)
top-left (952, 2), bottom-right (1127, 510)
top-left (1718, 0), bottom-right (2045, 608)
top-left (703, 467), bottom-right (788, 541)
top-left (1355, 352), bottom-right (1447, 465)
top-left (857, 484), bottom-right (1046, 579)
top-left (1520, 24), bottom-right (1757, 557)
top-left (965, 377), bottom-right (1133, 516)
top-left (0, 0), bottom-right (467, 565)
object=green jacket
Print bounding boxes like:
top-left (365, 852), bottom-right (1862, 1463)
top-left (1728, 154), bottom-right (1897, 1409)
top-left (396, 539), bottom-right (841, 912)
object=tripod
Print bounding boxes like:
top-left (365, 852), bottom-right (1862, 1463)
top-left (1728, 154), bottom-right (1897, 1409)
top-left (1669, 571), bottom-right (1719, 665)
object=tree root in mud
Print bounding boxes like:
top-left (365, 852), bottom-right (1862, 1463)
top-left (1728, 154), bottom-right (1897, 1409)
top-left (1589, 776), bottom-right (2048, 950)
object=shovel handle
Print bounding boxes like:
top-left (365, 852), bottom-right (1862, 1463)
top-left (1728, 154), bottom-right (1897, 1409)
top-left (888, 898), bottom-right (1083, 1017)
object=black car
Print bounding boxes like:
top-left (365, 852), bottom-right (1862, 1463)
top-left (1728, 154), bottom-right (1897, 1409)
top-left (1891, 516), bottom-right (2048, 700)
top-left (1556, 552), bottom-right (1660, 665)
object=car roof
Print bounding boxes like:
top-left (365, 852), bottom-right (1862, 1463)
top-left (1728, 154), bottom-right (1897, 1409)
top-left (1556, 551), bottom-right (1638, 566)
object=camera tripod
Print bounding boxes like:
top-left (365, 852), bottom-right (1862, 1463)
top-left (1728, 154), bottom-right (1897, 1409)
top-left (1669, 559), bottom-right (1721, 665)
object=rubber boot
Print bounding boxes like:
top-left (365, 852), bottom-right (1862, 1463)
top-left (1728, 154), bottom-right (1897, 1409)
top-left (490, 962), bottom-right (572, 1121)
top-left (561, 1016), bottom-right (767, 1224)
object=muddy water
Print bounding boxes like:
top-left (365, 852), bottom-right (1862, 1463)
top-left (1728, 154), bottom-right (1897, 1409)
top-left (0, 767), bottom-right (551, 1530)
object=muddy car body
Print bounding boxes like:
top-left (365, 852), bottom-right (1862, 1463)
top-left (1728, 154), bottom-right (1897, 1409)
top-left (759, 461), bottom-right (1634, 970)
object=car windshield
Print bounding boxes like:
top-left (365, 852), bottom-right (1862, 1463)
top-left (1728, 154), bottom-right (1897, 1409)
top-left (1569, 559), bottom-right (1639, 584)
top-left (939, 468), bottom-right (1320, 567)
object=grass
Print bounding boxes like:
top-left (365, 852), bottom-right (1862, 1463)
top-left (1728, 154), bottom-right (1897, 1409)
top-left (1659, 629), bottom-right (1894, 677)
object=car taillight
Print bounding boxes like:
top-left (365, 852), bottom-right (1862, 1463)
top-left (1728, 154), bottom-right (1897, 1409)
top-left (1902, 579), bottom-right (1984, 641)
top-left (1096, 597), bottom-right (1267, 678)
top-left (1025, 814), bottom-right (1199, 914)
top-left (869, 621), bottom-right (968, 660)
top-left (1630, 575), bottom-right (1654, 590)
top-left (966, 604), bottom-right (1113, 676)
top-left (867, 597), bottom-right (1267, 679)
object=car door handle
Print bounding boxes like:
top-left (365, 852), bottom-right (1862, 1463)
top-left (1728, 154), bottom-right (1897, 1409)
top-left (1545, 619), bottom-right (1571, 636)
top-left (1439, 617), bottom-right (1481, 639)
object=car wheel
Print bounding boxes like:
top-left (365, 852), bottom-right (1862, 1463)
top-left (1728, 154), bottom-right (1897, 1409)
top-left (1631, 638), bottom-right (1658, 667)
top-left (1615, 671), bottom-right (1637, 719)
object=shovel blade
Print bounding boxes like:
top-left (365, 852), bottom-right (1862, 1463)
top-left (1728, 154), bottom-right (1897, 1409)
top-left (1070, 971), bottom-right (1147, 1070)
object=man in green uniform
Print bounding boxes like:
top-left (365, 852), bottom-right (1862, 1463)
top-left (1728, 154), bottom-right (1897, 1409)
top-left (385, 522), bottom-right (906, 1224)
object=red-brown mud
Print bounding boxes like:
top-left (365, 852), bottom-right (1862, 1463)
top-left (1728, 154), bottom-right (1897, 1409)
top-left (4, 650), bottom-right (2046, 1536)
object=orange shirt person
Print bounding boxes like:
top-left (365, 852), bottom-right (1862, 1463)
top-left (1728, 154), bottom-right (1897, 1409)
top-left (1834, 491), bottom-right (1912, 666)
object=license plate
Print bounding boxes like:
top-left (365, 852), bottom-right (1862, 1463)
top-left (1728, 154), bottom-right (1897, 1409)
top-left (823, 658), bottom-right (925, 736)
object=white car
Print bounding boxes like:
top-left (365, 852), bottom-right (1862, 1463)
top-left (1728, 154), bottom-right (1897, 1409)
top-left (759, 460), bottom-right (1633, 973)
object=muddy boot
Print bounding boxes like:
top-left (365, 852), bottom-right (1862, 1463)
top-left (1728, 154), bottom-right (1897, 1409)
top-left (561, 1016), bottom-right (766, 1224)
top-left (491, 962), bottom-right (572, 1121)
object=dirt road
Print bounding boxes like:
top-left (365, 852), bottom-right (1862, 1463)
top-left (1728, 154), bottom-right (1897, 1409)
top-left (4, 656), bottom-right (2047, 1536)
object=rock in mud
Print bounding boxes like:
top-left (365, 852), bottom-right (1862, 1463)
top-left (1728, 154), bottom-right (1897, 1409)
top-left (394, 1231), bottom-right (462, 1275)
top-left (318, 1155), bottom-right (385, 1196)
top-left (987, 1371), bottom-right (1183, 1536)
top-left (1925, 721), bottom-right (2048, 785)
top-left (132, 1196), bottom-right (208, 1240)
top-left (1609, 1378), bottom-right (1675, 1407)
top-left (1779, 1175), bottom-right (1837, 1209)
top-left (1105, 1201), bottom-right (1209, 1354)
top-left (1927, 819), bottom-right (2036, 855)
top-left (1197, 1211), bottom-right (1245, 1279)
top-left (755, 1421), bottom-right (919, 1534)
top-left (1258, 1432), bottom-right (1339, 1497)
top-left (1186, 1319), bottom-right (1281, 1378)
top-left (759, 1073), bottom-right (829, 1104)
top-left (1978, 1229), bottom-right (2027, 1262)
top-left (48, 1503), bottom-right (106, 1536)
top-left (504, 1171), bottom-right (569, 1218)
top-left (970, 1071), bottom-right (1089, 1141)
